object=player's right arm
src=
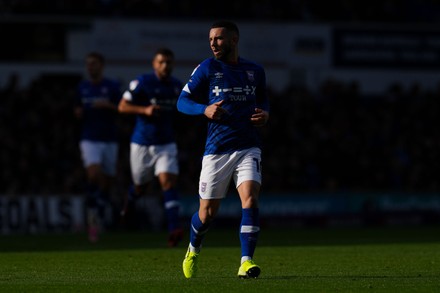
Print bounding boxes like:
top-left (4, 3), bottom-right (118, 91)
top-left (118, 78), bottom-right (160, 117)
top-left (177, 85), bottom-right (207, 115)
top-left (118, 98), bottom-right (159, 116)
top-left (203, 100), bottom-right (228, 120)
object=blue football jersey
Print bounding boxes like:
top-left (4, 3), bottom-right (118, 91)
top-left (124, 73), bottom-right (183, 146)
top-left (76, 78), bottom-right (122, 142)
top-left (177, 57), bottom-right (269, 155)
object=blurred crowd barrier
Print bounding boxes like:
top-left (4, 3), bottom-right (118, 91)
top-left (1, 192), bottom-right (439, 234)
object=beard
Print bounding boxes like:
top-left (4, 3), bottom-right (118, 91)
top-left (215, 45), bottom-right (232, 61)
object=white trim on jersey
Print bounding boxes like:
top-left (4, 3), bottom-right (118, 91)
top-left (122, 90), bottom-right (132, 101)
top-left (183, 83), bottom-right (191, 94)
top-left (129, 79), bottom-right (139, 91)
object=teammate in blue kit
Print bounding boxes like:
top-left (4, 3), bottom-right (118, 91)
top-left (118, 48), bottom-right (184, 247)
top-left (178, 21), bottom-right (270, 278)
top-left (74, 51), bottom-right (122, 243)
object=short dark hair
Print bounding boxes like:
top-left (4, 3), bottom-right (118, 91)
top-left (154, 47), bottom-right (174, 59)
top-left (211, 20), bottom-right (239, 37)
top-left (87, 51), bottom-right (105, 64)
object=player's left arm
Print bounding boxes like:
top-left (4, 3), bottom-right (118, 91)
top-left (250, 69), bottom-right (270, 127)
top-left (251, 108), bottom-right (269, 127)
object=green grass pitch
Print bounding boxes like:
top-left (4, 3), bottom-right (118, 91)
top-left (0, 226), bottom-right (439, 292)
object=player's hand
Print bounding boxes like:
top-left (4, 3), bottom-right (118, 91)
top-left (204, 100), bottom-right (228, 120)
top-left (251, 108), bottom-right (269, 127)
top-left (144, 105), bottom-right (161, 116)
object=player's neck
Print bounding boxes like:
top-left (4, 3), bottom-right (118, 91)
top-left (90, 76), bottom-right (103, 84)
top-left (221, 55), bottom-right (239, 65)
top-left (155, 72), bottom-right (169, 81)
top-left (226, 51), bottom-right (239, 64)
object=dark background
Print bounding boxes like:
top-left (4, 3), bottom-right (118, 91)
top-left (1, 1), bottom-right (440, 229)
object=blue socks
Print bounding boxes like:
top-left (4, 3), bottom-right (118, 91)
top-left (239, 208), bottom-right (260, 259)
top-left (86, 183), bottom-right (109, 224)
top-left (187, 208), bottom-right (260, 258)
top-left (127, 184), bottom-right (137, 201)
top-left (163, 188), bottom-right (181, 232)
top-left (189, 212), bottom-right (211, 250)
top-left (127, 185), bottom-right (181, 232)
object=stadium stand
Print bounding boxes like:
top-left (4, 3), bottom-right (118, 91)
top-left (1, 1), bottom-right (440, 232)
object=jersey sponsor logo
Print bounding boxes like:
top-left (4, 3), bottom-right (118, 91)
top-left (229, 95), bottom-right (248, 101)
top-left (215, 72), bottom-right (223, 79)
top-left (211, 85), bottom-right (256, 97)
top-left (150, 97), bottom-right (176, 110)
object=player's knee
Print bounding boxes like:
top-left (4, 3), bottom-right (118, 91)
top-left (159, 173), bottom-right (177, 190)
top-left (241, 196), bottom-right (259, 209)
top-left (198, 208), bottom-right (216, 223)
top-left (160, 180), bottom-right (175, 191)
top-left (199, 212), bottom-right (215, 224)
top-left (198, 201), bottom-right (221, 223)
top-left (86, 164), bottom-right (102, 182)
top-left (134, 184), bottom-right (149, 196)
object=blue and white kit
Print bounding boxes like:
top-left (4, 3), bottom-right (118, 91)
top-left (177, 57), bottom-right (270, 198)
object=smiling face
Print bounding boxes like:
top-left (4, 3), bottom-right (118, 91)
top-left (209, 27), bottom-right (238, 63)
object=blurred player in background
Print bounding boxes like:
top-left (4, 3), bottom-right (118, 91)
top-left (74, 51), bottom-right (122, 243)
top-left (118, 47), bottom-right (184, 247)
top-left (178, 21), bottom-right (270, 278)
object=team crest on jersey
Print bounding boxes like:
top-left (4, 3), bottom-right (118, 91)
top-left (201, 182), bottom-right (207, 192)
top-left (246, 71), bottom-right (255, 82)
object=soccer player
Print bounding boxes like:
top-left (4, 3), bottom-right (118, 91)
top-left (178, 21), bottom-right (270, 278)
top-left (74, 51), bottom-right (122, 243)
top-left (118, 47), bottom-right (184, 247)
